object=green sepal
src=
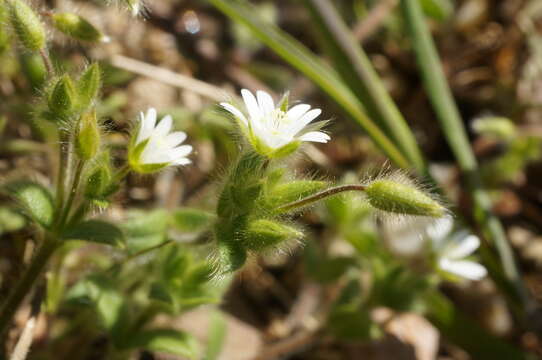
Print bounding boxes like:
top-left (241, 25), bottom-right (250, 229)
top-left (84, 164), bottom-right (111, 199)
top-left (244, 219), bottom-right (302, 251)
top-left (7, 0), bottom-right (46, 51)
top-left (171, 208), bottom-right (216, 232)
top-left (215, 240), bottom-right (247, 274)
top-left (4, 180), bottom-right (54, 228)
top-left (277, 91), bottom-right (289, 112)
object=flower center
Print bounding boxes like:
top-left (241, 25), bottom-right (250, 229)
top-left (265, 109), bottom-right (290, 135)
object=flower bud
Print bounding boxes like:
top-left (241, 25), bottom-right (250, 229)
top-left (6, 0), bottom-right (46, 51)
top-left (244, 219), bottom-right (302, 251)
top-left (52, 13), bottom-right (109, 43)
top-left (85, 165), bottom-right (110, 199)
top-left (77, 63), bottom-right (101, 109)
top-left (75, 110), bottom-right (100, 160)
top-left (20, 52), bottom-right (46, 89)
top-left (365, 179), bottom-right (446, 218)
top-left (48, 75), bottom-right (77, 118)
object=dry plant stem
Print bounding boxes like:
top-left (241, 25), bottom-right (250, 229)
top-left (400, 0), bottom-right (530, 309)
top-left (0, 239), bottom-right (59, 338)
top-left (10, 285), bottom-right (44, 360)
top-left (109, 55), bottom-right (228, 102)
top-left (277, 184), bottom-right (366, 213)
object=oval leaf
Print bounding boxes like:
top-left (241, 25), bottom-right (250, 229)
top-left (63, 220), bottom-right (124, 246)
top-left (5, 181), bottom-right (54, 228)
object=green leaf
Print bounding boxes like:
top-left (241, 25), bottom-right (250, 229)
top-left (171, 208), bottom-right (216, 232)
top-left (127, 329), bottom-right (199, 359)
top-left (5, 181), bottom-right (54, 228)
top-left (0, 206), bottom-right (26, 234)
top-left (208, 0), bottom-right (409, 168)
top-left (205, 311), bottom-right (227, 360)
top-left (122, 209), bottom-right (169, 254)
top-left (63, 220), bottom-right (124, 247)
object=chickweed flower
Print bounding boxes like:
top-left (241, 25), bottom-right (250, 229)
top-left (428, 216), bottom-right (487, 281)
top-left (221, 89), bottom-right (330, 158)
top-left (128, 108), bottom-right (192, 173)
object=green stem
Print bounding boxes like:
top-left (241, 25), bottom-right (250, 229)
top-left (277, 184), bottom-right (366, 213)
top-left (400, 0), bottom-right (529, 308)
top-left (0, 237), bottom-right (59, 338)
top-left (57, 160), bottom-right (85, 229)
top-left (54, 130), bottom-right (70, 227)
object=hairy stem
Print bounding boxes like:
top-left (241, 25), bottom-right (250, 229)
top-left (54, 130), bottom-right (70, 228)
top-left (39, 48), bottom-right (54, 77)
top-left (0, 238), bottom-right (59, 338)
top-left (58, 160), bottom-right (85, 229)
top-left (277, 184), bottom-right (366, 213)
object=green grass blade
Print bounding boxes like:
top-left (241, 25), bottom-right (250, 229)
top-left (208, 0), bottom-right (410, 168)
top-left (304, 0), bottom-right (426, 172)
top-left (400, 0), bottom-right (529, 308)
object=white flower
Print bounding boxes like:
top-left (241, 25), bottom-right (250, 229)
top-left (220, 89), bottom-right (330, 157)
top-left (428, 216), bottom-right (487, 281)
top-left (129, 108), bottom-right (192, 173)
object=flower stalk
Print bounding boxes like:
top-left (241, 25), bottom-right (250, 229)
top-left (0, 236), bottom-right (60, 337)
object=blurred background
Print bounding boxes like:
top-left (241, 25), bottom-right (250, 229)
top-left (2, 0), bottom-right (542, 359)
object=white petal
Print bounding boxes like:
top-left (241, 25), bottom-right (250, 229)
top-left (427, 216), bottom-right (454, 247)
top-left (256, 90), bottom-right (274, 116)
top-left (298, 131), bottom-right (330, 143)
top-left (163, 131), bottom-right (187, 148)
top-left (136, 108), bottom-right (157, 144)
top-left (168, 145), bottom-right (193, 159)
top-left (241, 89), bottom-right (261, 120)
top-left (152, 115), bottom-right (173, 138)
top-left (220, 102), bottom-right (248, 126)
top-left (288, 108), bottom-right (322, 136)
top-left (445, 234), bottom-right (481, 260)
top-left (172, 158), bottom-right (191, 165)
top-left (439, 259), bottom-right (487, 280)
top-left (286, 104), bottom-right (311, 121)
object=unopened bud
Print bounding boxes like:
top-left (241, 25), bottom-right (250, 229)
top-left (77, 63), bottom-right (101, 109)
top-left (244, 219), bottom-right (302, 251)
top-left (75, 110), bottom-right (100, 160)
top-left (48, 75), bottom-right (77, 118)
top-left (365, 179), bottom-right (446, 218)
top-left (6, 0), bottom-right (46, 51)
top-left (265, 180), bottom-right (327, 210)
top-left (85, 165), bottom-right (110, 199)
top-left (52, 13), bottom-right (109, 43)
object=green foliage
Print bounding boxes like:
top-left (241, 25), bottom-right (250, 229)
top-left (52, 13), bottom-right (108, 43)
top-left (6, 0), bottom-right (46, 51)
top-left (204, 311), bottom-right (227, 360)
top-left (5, 180), bottom-right (54, 228)
top-left (121, 209), bottom-right (169, 253)
top-left (63, 220), bottom-right (125, 247)
top-left (171, 208), bottom-right (216, 232)
top-left (420, 0), bottom-right (453, 21)
top-left (126, 329), bottom-right (199, 359)
top-left (20, 52), bottom-right (46, 89)
top-left (0, 206), bottom-right (26, 234)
